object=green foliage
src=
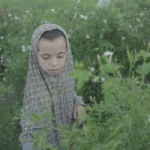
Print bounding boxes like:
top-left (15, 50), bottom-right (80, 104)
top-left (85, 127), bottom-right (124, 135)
top-left (60, 53), bottom-right (150, 150)
top-left (26, 48), bottom-right (150, 150)
top-left (0, 99), bottom-right (21, 150)
top-left (70, 62), bottom-right (93, 90)
top-left (136, 63), bottom-right (150, 76)
top-left (33, 128), bottom-right (57, 150)
top-left (0, 0), bottom-right (150, 149)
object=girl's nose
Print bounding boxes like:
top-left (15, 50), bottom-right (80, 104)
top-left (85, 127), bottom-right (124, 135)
top-left (51, 57), bottom-right (58, 67)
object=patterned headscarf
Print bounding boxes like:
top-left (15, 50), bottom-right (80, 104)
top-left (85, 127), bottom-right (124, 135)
top-left (19, 24), bottom-right (76, 149)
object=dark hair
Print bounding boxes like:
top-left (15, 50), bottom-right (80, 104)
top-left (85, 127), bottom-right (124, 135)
top-left (40, 29), bottom-right (66, 40)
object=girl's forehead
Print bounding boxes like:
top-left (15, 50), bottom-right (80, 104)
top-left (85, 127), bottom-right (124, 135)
top-left (38, 37), bottom-right (67, 54)
top-left (39, 36), bottom-right (66, 47)
top-left (39, 48), bottom-right (66, 55)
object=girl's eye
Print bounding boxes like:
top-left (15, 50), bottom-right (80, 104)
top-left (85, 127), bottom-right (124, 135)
top-left (58, 55), bottom-right (64, 58)
top-left (42, 57), bottom-right (49, 60)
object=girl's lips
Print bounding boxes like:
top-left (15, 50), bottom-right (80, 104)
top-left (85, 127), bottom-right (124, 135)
top-left (51, 69), bottom-right (60, 71)
top-left (50, 69), bottom-right (61, 74)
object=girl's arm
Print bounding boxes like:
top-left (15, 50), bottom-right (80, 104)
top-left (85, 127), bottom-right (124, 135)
top-left (73, 91), bottom-right (86, 126)
top-left (22, 142), bottom-right (38, 150)
top-left (74, 91), bottom-right (86, 108)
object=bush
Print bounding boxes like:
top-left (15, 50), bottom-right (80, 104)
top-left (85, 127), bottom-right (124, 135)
top-left (60, 49), bottom-right (150, 150)
top-left (0, 0), bottom-right (150, 149)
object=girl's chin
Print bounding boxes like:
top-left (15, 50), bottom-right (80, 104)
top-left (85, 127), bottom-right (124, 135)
top-left (47, 69), bottom-right (62, 75)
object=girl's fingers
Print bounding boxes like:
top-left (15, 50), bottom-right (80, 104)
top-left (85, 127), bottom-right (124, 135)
top-left (73, 109), bottom-right (76, 119)
top-left (70, 143), bottom-right (76, 149)
top-left (77, 120), bottom-right (84, 128)
top-left (78, 120), bottom-right (83, 125)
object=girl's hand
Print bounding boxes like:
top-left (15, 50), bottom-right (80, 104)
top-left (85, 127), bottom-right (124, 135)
top-left (73, 105), bottom-right (86, 127)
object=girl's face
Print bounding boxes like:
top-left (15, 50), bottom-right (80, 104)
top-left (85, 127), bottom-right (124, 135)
top-left (38, 36), bottom-right (67, 75)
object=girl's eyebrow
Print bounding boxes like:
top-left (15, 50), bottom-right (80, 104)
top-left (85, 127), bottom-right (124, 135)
top-left (41, 52), bottom-right (66, 56)
top-left (40, 54), bottom-right (51, 56)
top-left (58, 52), bottom-right (66, 55)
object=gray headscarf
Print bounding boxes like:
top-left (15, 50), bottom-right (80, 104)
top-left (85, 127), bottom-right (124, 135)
top-left (19, 24), bottom-right (77, 149)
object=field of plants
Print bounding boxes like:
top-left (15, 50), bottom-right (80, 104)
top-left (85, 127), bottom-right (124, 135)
top-left (0, 0), bottom-right (150, 149)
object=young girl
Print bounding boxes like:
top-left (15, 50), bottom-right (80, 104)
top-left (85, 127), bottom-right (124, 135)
top-left (19, 24), bottom-right (86, 150)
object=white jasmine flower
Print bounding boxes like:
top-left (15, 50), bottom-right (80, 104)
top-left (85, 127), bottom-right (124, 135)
top-left (121, 36), bottom-right (126, 40)
top-left (91, 67), bottom-right (95, 72)
top-left (80, 14), bottom-right (88, 20)
top-left (22, 37), bottom-right (26, 40)
top-left (80, 14), bottom-right (85, 19)
top-left (84, 16), bottom-right (88, 20)
top-left (22, 45), bottom-right (26, 53)
top-left (0, 56), bottom-right (4, 63)
top-left (0, 36), bottom-right (4, 40)
top-left (6, 58), bottom-right (11, 64)
top-left (101, 77), bottom-right (105, 82)
top-left (88, 66), bottom-right (95, 72)
top-left (14, 16), bottom-right (19, 20)
top-left (104, 51), bottom-right (113, 56)
top-left (129, 25), bottom-right (132, 29)
top-left (3, 77), bottom-right (6, 81)
top-left (26, 10), bottom-right (29, 14)
top-left (74, 12), bottom-right (78, 19)
top-left (95, 48), bottom-right (99, 51)
top-left (77, 0), bottom-right (80, 3)
top-left (103, 19), bottom-right (107, 24)
top-left (114, 58), bottom-right (118, 62)
top-left (8, 59), bottom-right (11, 64)
top-left (97, 54), bottom-right (100, 61)
top-left (148, 115), bottom-right (150, 122)
top-left (51, 9), bottom-right (55, 12)
top-left (86, 34), bottom-right (90, 39)
top-left (0, 59), bottom-right (4, 63)
top-left (92, 76), bottom-right (99, 83)
top-left (8, 13), bottom-right (12, 17)
top-left (45, 21), bottom-right (50, 24)
top-left (97, 0), bottom-right (110, 7)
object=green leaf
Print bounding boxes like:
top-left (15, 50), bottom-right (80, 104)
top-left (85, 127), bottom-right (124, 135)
top-left (101, 63), bottom-right (121, 75)
top-left (70, 62), bottom-right (93, 90)
top-left (31, 112), bottom-right (42, 122)
top-left (136, 63), bottom-right (150, 76)
top-left (140, 50), bottom-right (150, 62)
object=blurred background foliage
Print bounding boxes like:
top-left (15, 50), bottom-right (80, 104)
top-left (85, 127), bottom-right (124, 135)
top-left (0, 0), bottom-right (150, 149)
